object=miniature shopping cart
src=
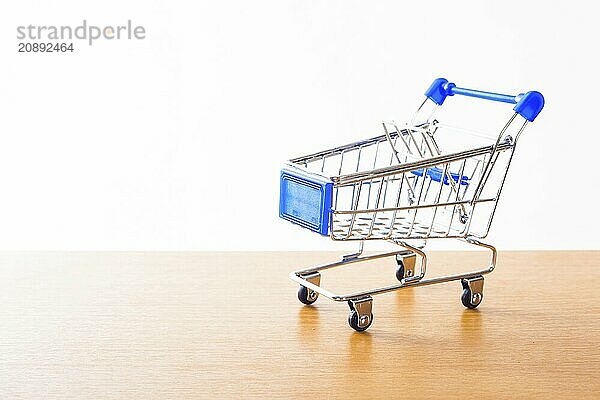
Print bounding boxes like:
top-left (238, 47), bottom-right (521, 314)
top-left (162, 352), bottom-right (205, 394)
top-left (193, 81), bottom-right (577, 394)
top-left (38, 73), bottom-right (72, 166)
top-left (279, 78), bottom-right (544, 331)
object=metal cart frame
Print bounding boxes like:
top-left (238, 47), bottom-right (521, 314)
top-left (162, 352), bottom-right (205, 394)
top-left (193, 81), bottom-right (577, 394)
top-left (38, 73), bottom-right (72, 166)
top-left (280, 78), bottom-right (544, 331)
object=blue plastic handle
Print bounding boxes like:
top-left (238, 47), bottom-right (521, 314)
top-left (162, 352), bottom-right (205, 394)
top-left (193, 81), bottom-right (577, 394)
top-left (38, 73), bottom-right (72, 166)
top-left (425, 78), bottom-right (544, 122)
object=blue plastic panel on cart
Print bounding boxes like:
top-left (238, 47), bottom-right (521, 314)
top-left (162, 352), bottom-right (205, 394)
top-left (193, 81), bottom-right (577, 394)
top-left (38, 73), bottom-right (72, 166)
top-left (411, 167), bottom-right (470, 185)
top-left (280, 168), bottom-right (333, 236)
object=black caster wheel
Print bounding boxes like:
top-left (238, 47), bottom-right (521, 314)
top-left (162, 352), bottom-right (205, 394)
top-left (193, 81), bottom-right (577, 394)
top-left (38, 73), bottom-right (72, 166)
top-left (348, 310), bottom-right (373, 332)
top-left (461, 286), bottom-right (483, 309)
top-left (395, 254), bottom-right (415, 282)
top-left (395, 260), bottom-right (405, 282)
top-left (297, 285), bottom-right (318, 305)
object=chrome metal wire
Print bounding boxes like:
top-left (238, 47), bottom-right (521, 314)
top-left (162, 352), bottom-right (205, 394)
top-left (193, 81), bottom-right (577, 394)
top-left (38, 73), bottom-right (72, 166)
top-left (286, 107), bottom-right (527, 242)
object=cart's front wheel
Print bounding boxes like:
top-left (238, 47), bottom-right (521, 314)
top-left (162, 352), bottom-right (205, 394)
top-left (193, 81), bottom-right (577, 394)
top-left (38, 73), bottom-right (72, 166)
top-left (297, 285), bottom-right (318, 305)
top-left (347, 297), bottom-right (374, 332)
top-left (348, 310), bottom-right (373, 332)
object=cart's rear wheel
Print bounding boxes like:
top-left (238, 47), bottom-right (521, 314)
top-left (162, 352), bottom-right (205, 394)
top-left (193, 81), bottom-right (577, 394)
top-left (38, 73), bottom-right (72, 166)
top-left (461, 287), bottom-right (483, 309)
top-left (348, 310), bottom-right (373, 332)
top-left (461, 276), bottom-right (484, 309)
top-left (395, 254), bottom-right (415, 282)
top-left (297, 285), bottom-right (318, 305)
top-left (395, 261), bottom-right (405, 282)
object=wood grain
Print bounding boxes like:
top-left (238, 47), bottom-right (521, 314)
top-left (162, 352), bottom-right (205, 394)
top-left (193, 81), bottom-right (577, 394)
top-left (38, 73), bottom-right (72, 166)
top-left (1, 251), bottom-right (599, 399)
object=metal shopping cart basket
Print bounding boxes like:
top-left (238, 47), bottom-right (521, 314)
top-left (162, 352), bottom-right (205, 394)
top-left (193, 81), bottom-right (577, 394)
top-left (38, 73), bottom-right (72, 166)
top-left (279, 78), bottom-right (544, 331)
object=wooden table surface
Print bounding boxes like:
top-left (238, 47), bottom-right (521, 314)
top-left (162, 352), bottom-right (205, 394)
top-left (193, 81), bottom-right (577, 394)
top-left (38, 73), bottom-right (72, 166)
top-left (1, 251), bottom-right (599, 399)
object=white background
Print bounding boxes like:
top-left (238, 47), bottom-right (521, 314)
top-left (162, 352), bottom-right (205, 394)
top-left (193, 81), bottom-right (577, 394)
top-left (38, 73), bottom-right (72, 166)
top-left (0, 1), bottom-right (598, 250)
